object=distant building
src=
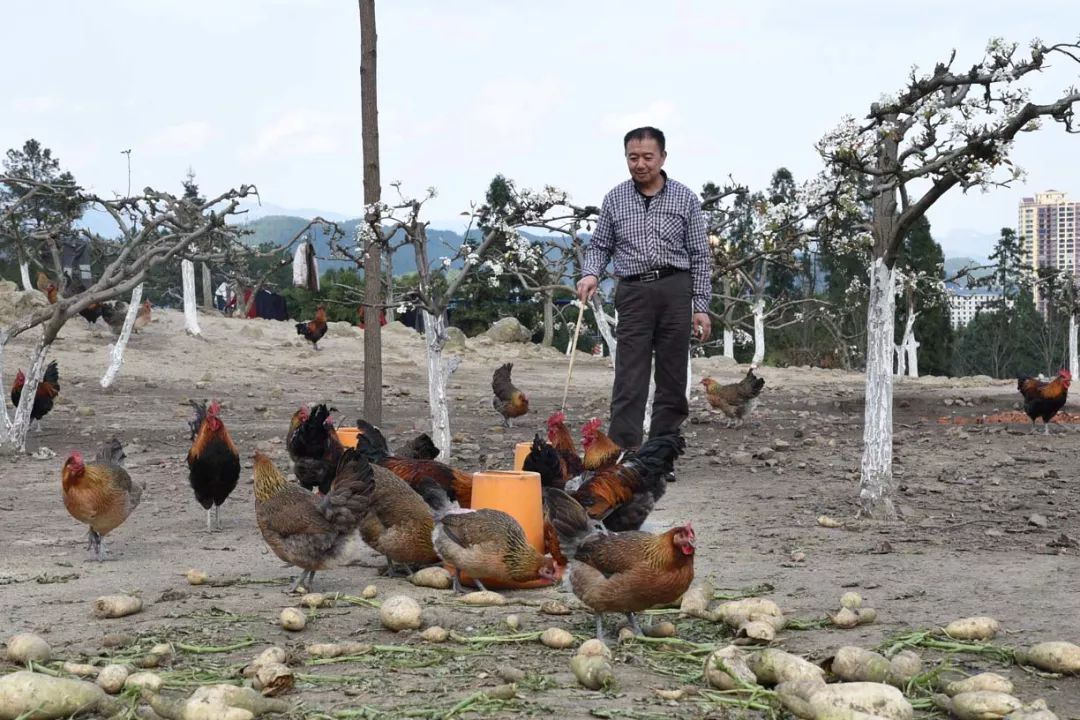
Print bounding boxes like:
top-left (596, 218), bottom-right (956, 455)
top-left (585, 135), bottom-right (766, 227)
top-left (1019, 190), bottom-right (1080, 313)
top-left (946, 287), bottom-right (1007, 329)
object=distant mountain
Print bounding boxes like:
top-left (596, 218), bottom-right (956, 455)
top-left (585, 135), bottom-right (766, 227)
top-left (234, 214), bottom-right (478, 275)
top-left (943, 256), bottom-right (993, 287)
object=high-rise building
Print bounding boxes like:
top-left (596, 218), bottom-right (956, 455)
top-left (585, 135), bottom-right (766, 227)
top-left (1018, 190), bottom-right (1080, 311)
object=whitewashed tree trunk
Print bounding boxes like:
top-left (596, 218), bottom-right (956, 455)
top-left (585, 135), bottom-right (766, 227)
top-left (200, 262), bottom-right (213, 310)
top-left (542, 291), bottom-right (554, 347)
top-left (1068, 312), bottom-right (1078, 377)
top-left (0, 333), bottom-right (9, 431)
top-left (589, 295), bottom-right (617, 365)
top-left (894, 344), bottom-right (906, 378)
top-left (100, 284), bottom-right (144, 389)
top-left (182, 260), bottom-right (201, 336)
top-left (19, 262), bottom-right (32, 292)
top-left (905, 335), bottom-right (919, 379)
top-left (723, 327), bottom-right (734, 358)
top-left (752, 297), bottom-right (765, 365)
top-left (422, 310), bottom-right (452, 456)
top-left (859, 260), bottom-right (898, 520)
top-left (3, 334), bottom-right (50, 452)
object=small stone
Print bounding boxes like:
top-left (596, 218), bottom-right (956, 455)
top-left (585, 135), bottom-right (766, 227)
top-left (361, 585), bottom-right (378, 599)
top-left (254, 405), bottom-right (268, 413)
top-left (76, 407), bottom-right (96, 417)
top-left (195, 381), bottom-right (209, 390)
top-left (944, 398), bottom-right (955, 406)
top-left (497, 666), bottom-right (526, 683)
top-left (731, 452), bottom-right (753, 466)
top-left (772, 439), bottom-right (791, 451)
top-left (505, 614), bottom-right (521, 630)
top-left (1028, 514), bottom-right (1049, 529)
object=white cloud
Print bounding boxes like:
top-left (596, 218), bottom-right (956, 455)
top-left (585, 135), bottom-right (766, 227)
top-left (145, 121), bottom-right (215, 153)
top-left (11, 95), bottom-right (65, 113)
top-left (601, 100), bottom-right (678, 135)
top-left (247, 110), bottom-right (346, 159)
top-left (469, 78), bottom-right (563, 143)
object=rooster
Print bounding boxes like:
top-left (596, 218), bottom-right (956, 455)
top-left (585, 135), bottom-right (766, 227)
top-left (418, 481), bottom-right (558, 593)
top-left (354, 419), bottom-right (473, 507)
top-left (568, 433), bottom-right (685, 532)
top-left (62, 439), bottom-right (143, 561)
top-left (296, 306), bottom-right (328, 350)
top-left (569, 524), bottom-right (696, 640)
top-left (491, 362), bottom-right (529, 427)
top-left (11, 360), bottom-right (59, 429)
top-left (285, 405), bottom-right (310, 463)
top-left (353, 469), bottom-right (441, 576)
top-left (253, 450), bottom-right (370, 592)
top-left (523, 435), bottom-right (569, 490)
top-left (186, 399), bottom-right (241, 531)
top-left (581, 418), bottom-right (624, 471)
top-left (702, 366), bottom-right (766, 428)
top-left (1018, 368), bottom-right (1071, 434)
top-left (288, 403), bottom-right (344, 494)
top-left (546, 411), bottom-right (584, 479)
top-left (60, 272), bottom-right (103, 327)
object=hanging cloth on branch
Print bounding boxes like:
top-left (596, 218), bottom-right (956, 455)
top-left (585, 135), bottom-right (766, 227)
top-left (292, 241), bottom-right (320, 291)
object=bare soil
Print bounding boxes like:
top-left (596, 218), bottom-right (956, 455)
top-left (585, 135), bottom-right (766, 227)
top-left (1, 309), bottom-right (1078, 719)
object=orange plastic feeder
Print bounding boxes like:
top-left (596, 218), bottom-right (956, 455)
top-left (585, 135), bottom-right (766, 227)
top-left (336, 427), bottom-right (361, 448)
top-left (448, 469), bottom-right (557, 590)
top-left (513, 441), bottom-right (533, 471)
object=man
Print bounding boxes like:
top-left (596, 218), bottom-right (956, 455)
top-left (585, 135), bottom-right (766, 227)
top-left (576, 127), bottom-right (712, 448)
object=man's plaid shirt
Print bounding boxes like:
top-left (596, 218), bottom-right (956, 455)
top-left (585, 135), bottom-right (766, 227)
top-left (582, 174), bottom-right (712, 313)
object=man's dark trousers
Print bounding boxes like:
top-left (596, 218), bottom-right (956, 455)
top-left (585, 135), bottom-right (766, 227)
top-left (608, 270), bottom-right (692, 448)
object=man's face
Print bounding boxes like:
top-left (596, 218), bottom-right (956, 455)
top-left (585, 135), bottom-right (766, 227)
top-left (625, 138), bottom-right (666, 186)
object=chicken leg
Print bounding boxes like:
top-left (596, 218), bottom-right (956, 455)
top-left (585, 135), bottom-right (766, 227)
top-left (1044, 421), bottom-right (1052, 436)
top-left (626, 612), bottom-right (644, 637)
top-left (289, 569), bottom-right (315, 593)
top-left (206, 505), bottom-right (222, 532)
top-left (594, 613), bottom-right (606, 641)
top-left (86, 529), bottom-right (107, 561)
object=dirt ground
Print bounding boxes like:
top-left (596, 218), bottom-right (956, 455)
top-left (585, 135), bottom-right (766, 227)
top-left (1, 309), bottom-right (1078, 720)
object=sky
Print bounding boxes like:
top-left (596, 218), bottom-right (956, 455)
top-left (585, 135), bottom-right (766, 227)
top-left (3, 0), bottom-right (1080, 259)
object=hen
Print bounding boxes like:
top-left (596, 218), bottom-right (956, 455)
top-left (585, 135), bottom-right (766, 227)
top-left (354, 419), bottom-right (473, 507)
top-left (186, 400), bottom-right (241, 531)
top-left (543, 486), bottom-right (606, 567)
top-left (62, 438), bottom-right (143, 561)
top-left (491, 362), bottom-right (529, 427)
top-left (11, 360), bottom-right (59, 428)
top-left (581, 418), bottom-right (624, 471)
top-left (353, 470), bottom-right (441, 576)
top-left (132, 300), bottom-right (152, 333)
top-left (288, 403), bottom-right (344, 494)
top-left (568, 432), bottom-right (685, 532)
top-left (569, 524), bottom-right (696, 640)
top-left (296, 306), bottom-right (328, 350)
top-left (419, 481), bottom-right (558, 593)
top-left (395, 432), bottom-right (441, 461)
top-left (702, 366), bottom-right (766, 428)
top-left (253, 451), bottom-right (370, 592)
top-left (99, 301), bottom-right (129, 336)
top-left (1018, 368), bottom-right (1071, 434)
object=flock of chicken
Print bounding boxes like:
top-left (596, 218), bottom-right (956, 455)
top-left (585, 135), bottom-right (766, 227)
top-left (47, 360), bottom-right (763, 639)
top-left (36, 301), bottom-right (1073, 640)
top-left (38, 270), bottom-right (153, 336)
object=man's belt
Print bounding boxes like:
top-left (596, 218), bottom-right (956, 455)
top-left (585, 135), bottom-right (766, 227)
top-left (621, 267), bottom-right (682, 283)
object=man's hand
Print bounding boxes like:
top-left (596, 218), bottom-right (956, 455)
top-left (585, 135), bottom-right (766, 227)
top-left (576, 275), bottom-right (598, 303)
top-left (692, 312), bottom-right (711, 342)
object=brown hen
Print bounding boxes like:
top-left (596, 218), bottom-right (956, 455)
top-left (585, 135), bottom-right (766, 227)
top-left (62, 439), bottom-right (143, 561)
